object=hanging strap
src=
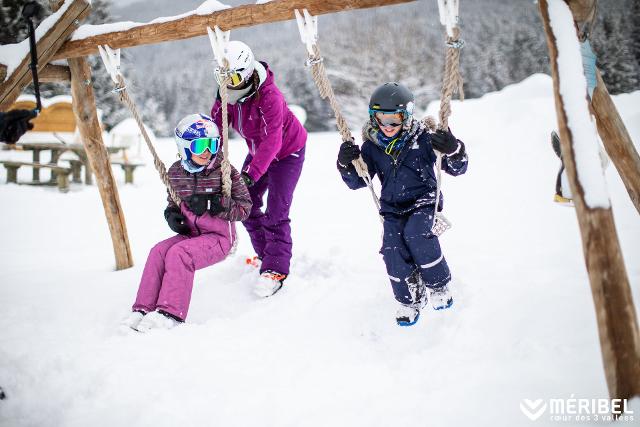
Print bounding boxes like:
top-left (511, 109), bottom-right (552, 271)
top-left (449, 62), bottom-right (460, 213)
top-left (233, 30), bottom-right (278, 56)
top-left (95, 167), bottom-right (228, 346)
top-left (295, 9), bottom-right (382, 219)
top-left (98, 45), bottom-right (181, 206)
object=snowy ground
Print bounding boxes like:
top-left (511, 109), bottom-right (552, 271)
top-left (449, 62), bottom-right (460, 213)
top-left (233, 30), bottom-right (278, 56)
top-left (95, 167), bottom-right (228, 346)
top-left (1, 74), bottom-right (638, 426)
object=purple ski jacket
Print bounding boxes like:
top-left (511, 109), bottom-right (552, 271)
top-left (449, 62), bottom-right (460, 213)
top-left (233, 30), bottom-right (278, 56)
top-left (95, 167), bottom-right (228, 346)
top-left (211, 62), bottom-right (307, 182)
top-left (166, 155), bottom-right (252, 246)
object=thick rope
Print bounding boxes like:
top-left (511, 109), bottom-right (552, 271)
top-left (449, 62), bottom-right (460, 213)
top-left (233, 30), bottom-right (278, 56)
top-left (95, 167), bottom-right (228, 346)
top-left (217, 61), bottom-right (233, 198)
top-left (438, 27), bottom-right (465, 132)
top-left (433, 26), bottom-right (464, 232)
top-left (115, 75), bottom-right (181, 206)
top-left (306, 44), bottom-right (382, 215)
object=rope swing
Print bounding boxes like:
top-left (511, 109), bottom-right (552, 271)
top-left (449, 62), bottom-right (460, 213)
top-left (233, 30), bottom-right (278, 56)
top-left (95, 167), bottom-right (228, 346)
top-left (98, 45), bottom-right (182, 206)
top-left (295, 1), bottom-right (465, 236)
top-left (295, 9), bottom-right (383, 218)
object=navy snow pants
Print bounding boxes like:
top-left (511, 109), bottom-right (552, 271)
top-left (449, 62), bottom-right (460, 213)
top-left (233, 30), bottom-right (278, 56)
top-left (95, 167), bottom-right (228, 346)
top-left (380, 206), bottom-right (451, 305)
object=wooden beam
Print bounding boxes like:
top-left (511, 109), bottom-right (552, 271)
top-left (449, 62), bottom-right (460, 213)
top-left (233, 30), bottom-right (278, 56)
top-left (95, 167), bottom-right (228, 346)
top-left (53, 0), bottom-right (416, 60)
top-left (0, 0), bottom-right (91, 111)
top-left (566, 0), bottom-right (596, 22)
top-left (40, 64), bottom-right (71, 82)
top-left (539, 0), bottom-right (640, 401)
top-left (69, 57), bottom-right (134, 270)
top-left (591, 70), bottom-right (640, 214)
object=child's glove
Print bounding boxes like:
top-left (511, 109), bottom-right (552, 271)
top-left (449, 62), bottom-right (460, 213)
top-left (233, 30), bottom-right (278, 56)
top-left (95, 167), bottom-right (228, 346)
top-left (186, 194), bottom-right (209, 216)
top-left (207, 194), bottom-right (225, 215)
top-left (187, 194), bottom-right (226, 216)
top-left (337, 140), bottom-right (360, 168)
top-left (431, 129), bottom-right (460, 155)
top-left (164, 206), bottom-right (190, 235)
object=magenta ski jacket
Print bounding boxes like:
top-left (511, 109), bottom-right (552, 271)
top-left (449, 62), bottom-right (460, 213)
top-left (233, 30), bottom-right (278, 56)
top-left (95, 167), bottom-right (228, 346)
top-left (210, 62), bottom-right (307, 182)
top-left (166, 156), bottom-right (252, 248)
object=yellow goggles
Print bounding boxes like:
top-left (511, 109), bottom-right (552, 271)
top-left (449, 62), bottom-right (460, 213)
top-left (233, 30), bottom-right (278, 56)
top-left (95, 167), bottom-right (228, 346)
top-left (214, 68), bottom-right (246, 88)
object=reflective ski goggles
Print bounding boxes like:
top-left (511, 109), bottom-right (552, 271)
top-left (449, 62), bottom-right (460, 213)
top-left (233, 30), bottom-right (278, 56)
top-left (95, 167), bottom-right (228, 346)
top-left (188, 137), bottom-right (220, 155)
top-left (214, 68), bottom-right (246, 89)
top-left (372, 111), bottom-right (404, 128)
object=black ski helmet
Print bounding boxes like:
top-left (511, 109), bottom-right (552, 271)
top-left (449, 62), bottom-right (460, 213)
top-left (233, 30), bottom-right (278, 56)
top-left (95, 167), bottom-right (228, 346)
top-left (368, 82), bottom-right (415, 125)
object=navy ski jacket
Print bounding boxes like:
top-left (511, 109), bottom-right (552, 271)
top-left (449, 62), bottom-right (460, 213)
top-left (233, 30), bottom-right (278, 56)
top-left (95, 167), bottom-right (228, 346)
top-left (338, 122), bottom-right (468, 216)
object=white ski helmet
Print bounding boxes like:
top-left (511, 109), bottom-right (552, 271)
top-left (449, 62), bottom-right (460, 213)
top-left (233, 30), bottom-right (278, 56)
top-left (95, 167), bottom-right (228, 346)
top-left (174, 114), bottom-right (220, 161)
top-left (214, 40), bottom-right (255, 88)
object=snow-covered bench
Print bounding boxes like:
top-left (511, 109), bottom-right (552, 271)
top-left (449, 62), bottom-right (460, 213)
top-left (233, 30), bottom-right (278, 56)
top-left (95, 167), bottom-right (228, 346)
top-left (0, 160), bottom-right (72, 192)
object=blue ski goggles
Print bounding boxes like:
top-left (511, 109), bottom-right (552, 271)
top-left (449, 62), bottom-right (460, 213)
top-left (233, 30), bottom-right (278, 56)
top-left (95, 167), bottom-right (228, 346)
top-left (188, 137), bottom-right (220, 155)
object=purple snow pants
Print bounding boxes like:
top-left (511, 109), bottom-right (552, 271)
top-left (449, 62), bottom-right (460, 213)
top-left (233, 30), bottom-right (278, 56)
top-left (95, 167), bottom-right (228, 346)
top-left (132, 234), bottom-right (229, 320)
top-left (242, 147), bottom-right (305, 275)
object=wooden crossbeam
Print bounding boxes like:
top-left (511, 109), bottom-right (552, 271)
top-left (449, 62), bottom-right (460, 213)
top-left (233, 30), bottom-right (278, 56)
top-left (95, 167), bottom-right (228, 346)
top-left (0, 0), bottom-right (91, 111)
top-left (53, 0), bottom-right (416, 60)
top-left (40, 64), bottom-right (71, 82)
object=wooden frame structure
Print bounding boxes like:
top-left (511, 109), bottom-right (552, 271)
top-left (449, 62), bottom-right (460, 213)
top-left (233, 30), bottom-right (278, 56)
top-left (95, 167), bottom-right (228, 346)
top-left (539, 0), bottom-right (640, 402)
top-left (0, 0), bottom-right (637, 403)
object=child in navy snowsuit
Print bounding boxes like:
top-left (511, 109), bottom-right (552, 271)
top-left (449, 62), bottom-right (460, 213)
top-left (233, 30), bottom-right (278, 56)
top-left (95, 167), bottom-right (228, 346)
top-left (337, 82), bottom-right (468, 326)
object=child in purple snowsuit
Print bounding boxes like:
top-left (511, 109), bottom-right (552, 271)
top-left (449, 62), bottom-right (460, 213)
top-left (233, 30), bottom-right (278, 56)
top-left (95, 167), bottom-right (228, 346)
top-left (122, 114), bottom-right (252, 332)
top-left (210, 41), bottom-right (307, 297)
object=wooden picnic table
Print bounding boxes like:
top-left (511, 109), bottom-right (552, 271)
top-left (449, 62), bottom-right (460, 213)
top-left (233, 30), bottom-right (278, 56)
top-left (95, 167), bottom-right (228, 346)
top-left (13, 142), bottom-right (126, 185)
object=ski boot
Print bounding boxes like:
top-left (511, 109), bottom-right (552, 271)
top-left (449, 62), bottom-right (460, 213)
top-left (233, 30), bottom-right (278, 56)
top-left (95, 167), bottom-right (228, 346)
top-left (396, 271), bottom-right (427, 326)
top-left (429, 284), bottom-right (453, 310)
top-left (245, 255), bottom-right (262, 271)
top-left (135, 310), bottom-right (181, 333)
top-left (254, 270), bottom-right (287, 298)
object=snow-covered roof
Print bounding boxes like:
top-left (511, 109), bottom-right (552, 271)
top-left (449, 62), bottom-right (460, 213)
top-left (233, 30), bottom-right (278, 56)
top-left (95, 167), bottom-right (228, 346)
top-left (16, 94), bottom-right (73, 108)
top-left (110, 118), bottom-right (154, 139)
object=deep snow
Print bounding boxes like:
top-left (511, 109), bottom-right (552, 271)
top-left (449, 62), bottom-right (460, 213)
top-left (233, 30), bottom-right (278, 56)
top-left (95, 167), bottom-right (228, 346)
top-left (0, 74), bottom-right (638, 426)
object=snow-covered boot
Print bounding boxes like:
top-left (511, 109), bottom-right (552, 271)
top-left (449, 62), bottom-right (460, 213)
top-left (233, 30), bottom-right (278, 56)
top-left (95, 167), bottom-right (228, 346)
top-left (407, 270), bottom-right (428, 309)
top-left (135, 310), bottom-right (180, 333)
top-left (245, 255), bottom-right (262, 270)
top-left (429, 284), bottom-right (453, 310)
top-left (254, 270), bottom-right (286, 298)
top-left (120, 310), bottom-right (145, 330)
top-left (396, 305), bottom-right (420, 326)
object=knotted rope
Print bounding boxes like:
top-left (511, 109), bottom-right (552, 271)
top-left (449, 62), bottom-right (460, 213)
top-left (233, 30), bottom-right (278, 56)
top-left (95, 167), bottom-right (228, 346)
top-left (306, 44), bottom-right (382, 215)
top-left (432, 26), bottom-right (464, 236)
top-left (114, 74), bottom-right (181, 206)
top-left (438, 27), bottom-right (465, 132)
top-left (216, 60), bottom-right (233, 198)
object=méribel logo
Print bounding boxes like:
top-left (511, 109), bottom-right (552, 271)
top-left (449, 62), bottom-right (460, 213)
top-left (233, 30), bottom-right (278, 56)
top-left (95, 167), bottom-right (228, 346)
top-left (520, 399), bottom-right (548, 421)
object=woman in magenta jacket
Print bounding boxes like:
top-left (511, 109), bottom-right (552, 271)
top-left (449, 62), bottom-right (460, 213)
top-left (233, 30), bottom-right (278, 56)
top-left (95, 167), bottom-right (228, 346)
top-left (211, 41), bottom-right (307, 298)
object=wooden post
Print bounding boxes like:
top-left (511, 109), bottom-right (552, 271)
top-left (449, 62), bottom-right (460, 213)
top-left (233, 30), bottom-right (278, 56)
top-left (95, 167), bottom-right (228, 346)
top-left (591, 70), bottom-right (640, 214)
top-left (40, 64), bottom-right (72, 83)
top-left (539, 0), bottom-right (640, 400)
top-left (69, 57), bottom-right (133, 270)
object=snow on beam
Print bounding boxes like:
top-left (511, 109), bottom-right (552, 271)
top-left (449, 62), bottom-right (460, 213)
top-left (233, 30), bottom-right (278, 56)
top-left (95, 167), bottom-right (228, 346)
top-left (540, 0), bottom-right (640, 402)
top-left (0, 0), bottom-right (91, 110)
top-left (549, 0), bottom-right (608, 208)
top-left (52, 0), bottom-right (417, 61)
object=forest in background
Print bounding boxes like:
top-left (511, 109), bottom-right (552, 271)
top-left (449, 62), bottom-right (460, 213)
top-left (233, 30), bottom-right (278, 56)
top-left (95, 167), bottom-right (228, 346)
top-left (2, 0), bottom-right (639, 134)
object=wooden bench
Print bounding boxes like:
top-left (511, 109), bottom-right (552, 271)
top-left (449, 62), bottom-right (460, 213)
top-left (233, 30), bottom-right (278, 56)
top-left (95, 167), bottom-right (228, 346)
top-left (111, 160), bottom-right (144, 184)
top-left (0, 161), bottom-right (73, 193)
